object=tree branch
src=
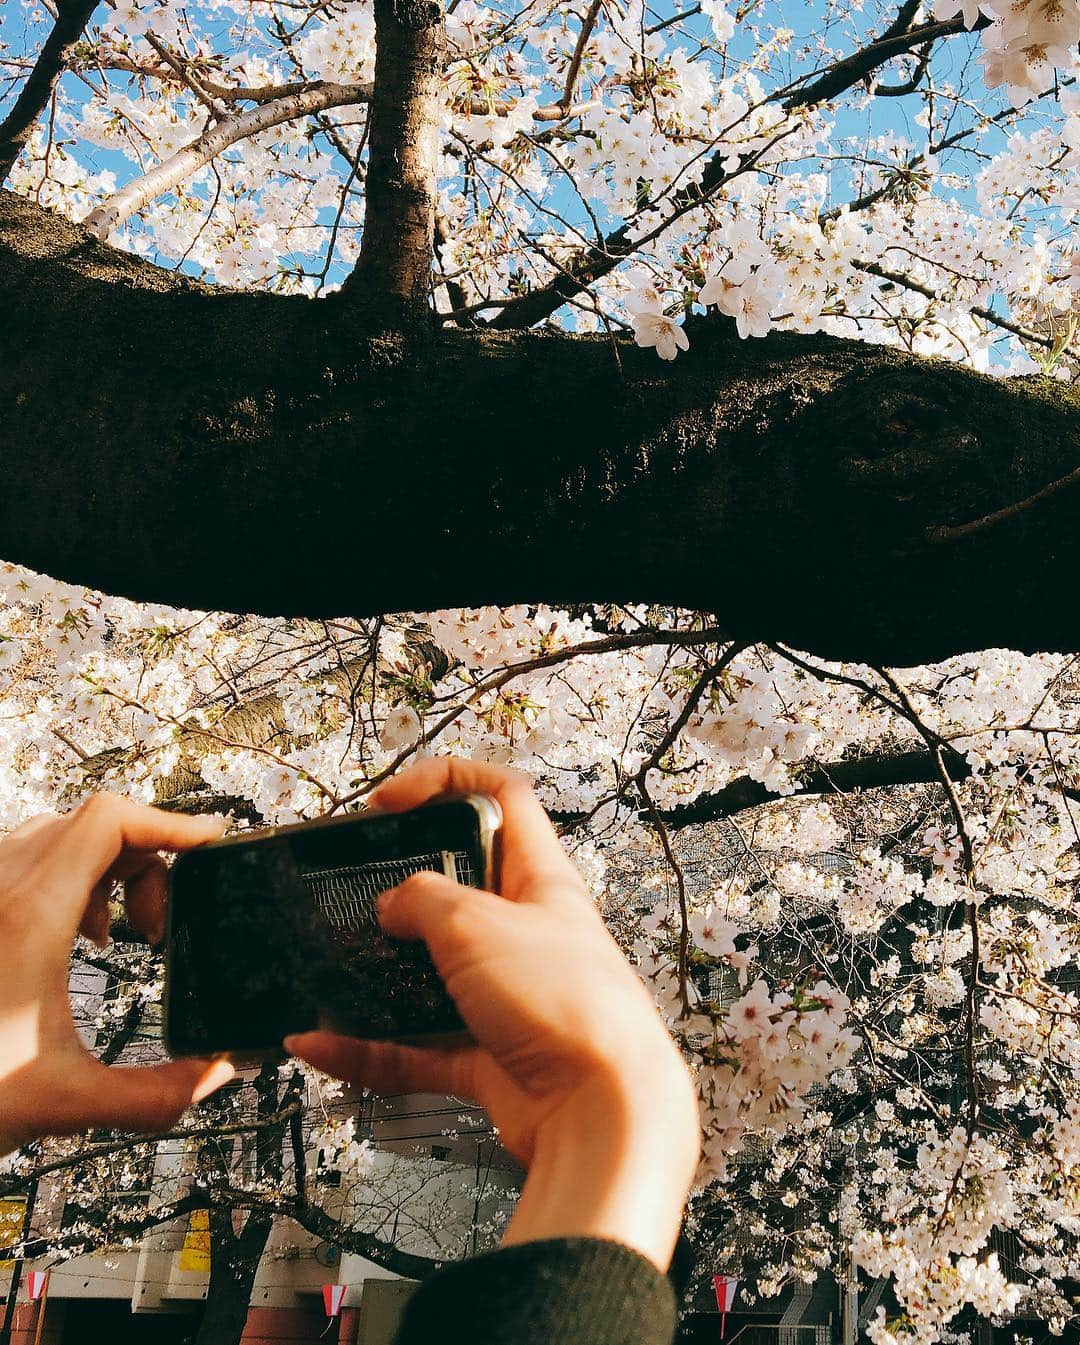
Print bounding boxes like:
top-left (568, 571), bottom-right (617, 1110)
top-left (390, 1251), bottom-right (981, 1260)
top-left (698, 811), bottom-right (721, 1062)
top-left (926, 462), bottom-right (1080, 544)
top-left (2, 189), bottom-right (1079, 665)
top-left (0, 1192), bottom-right (206, 1262)
top-left (613, 747), bottom-right (1080, 830)
top-left (283, 1194), bottom-right (443, 1278)
top-left (0, 1104), bottom-right (303, 1197)
top-left (77, 51), bottom-right (324, 105)
top-left (557, 0), bottom-right (603, 117)
top-left (487, 124), bottom-right (796, 330)
top-left (780, 8), bottom-right (985, 109)
top-left (487, 6), bottom-right (983, 330)
top-left (0, 0), bottom-right (99, 185)
top-left (82, 81), bottom-right (371, 241)
top-left (820, 78), bottom-right (1072, 224)
top-left (875, 42), bottom-right (932, 97)
top-left (140, 32), bottom-right (226, 118)
top-left (853, 259), bottom-right (1077, 357)
top-left (97, 997), bottom-right (145, 1065)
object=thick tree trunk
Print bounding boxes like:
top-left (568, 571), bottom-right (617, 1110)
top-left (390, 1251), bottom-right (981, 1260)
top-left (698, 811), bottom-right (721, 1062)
top-left (344, 0), bottom-right (443, 317)
top-left (193, 1209), bottom-right (274, 1345)
top-left (1, 189), bottom-right (1077, 666)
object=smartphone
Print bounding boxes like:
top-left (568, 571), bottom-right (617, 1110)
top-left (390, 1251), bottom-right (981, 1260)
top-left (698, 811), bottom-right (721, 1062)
top-left (163, 793), bottom-right (502, 1060)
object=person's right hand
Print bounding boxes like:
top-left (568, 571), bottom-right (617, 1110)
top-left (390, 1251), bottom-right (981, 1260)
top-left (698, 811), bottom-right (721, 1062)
top-left (286, 757), bottom-right (700, 1270)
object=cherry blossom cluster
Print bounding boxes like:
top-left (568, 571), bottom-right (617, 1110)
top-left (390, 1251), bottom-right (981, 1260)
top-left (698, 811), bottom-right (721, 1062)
top-left (852, 1128), bottom-right (1025, 1339)
top-left (636, 901), bottom-right (862, 1183)
top-left (1, 559), bottom-right (1079, 1339)
top-left (2, 0), bottom-right (1075, 371)
top-left (309, 1114), bottom-right (377, 1181)
top-left (934, 0), bottom-right (1080, 107)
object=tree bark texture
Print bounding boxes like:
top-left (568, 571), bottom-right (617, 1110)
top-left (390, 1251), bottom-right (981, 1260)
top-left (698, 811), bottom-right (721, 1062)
top-left (1, 189), bottom-right (1077, 666)
top-left (344, 0), bottom-right (444, 316)
top-left (193, 1207), bottom-right (274, 1345)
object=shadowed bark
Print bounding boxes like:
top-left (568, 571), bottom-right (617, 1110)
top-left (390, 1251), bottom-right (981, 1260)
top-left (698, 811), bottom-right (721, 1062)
top-left (194, 1207), bottom-right (274, 1345)
top-left (0, 188), bottom-right (1077, 666)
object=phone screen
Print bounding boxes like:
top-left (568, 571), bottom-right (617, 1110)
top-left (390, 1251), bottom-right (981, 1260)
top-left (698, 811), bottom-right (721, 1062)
top-left (165, 798), bottom-right (494, 1056)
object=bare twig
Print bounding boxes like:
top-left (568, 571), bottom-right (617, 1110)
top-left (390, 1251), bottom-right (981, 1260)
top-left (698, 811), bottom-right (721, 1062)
top-left (926, 463), bottom-right (1080, 545)
top-left (854, 259), bottom-right (1075, 355)
top-left (558, 0), bottom-right (603, 115)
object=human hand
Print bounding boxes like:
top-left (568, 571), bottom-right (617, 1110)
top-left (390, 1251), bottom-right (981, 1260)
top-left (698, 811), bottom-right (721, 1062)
top-left (285, 758), bottom-right (700, 1269)
top-left (0, 795), bottom-right (235, 1154)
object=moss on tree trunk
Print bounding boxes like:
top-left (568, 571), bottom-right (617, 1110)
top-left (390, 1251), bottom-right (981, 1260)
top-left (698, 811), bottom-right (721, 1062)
top-left (1, 188), bottom-right (1077, 665)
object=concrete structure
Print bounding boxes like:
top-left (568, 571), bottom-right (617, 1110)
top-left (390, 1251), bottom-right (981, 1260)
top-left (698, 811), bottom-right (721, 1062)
top-left (0, 1087), bottom-right (520, 1345)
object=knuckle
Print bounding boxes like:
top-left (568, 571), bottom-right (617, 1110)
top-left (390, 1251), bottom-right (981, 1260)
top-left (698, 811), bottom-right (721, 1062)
top-left (397, 869), bottom-right (448, 899)
top-left (438, 897), bottom-right (476, 949)
top-left (76, 792), bottom-right (123, 823)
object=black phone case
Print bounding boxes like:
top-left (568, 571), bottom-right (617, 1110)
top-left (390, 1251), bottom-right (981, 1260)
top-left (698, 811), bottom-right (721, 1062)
top-left (164, 794), bottom-right (500, 1059)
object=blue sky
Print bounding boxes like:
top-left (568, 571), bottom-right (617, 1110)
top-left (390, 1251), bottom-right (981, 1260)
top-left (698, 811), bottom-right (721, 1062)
top-left (0, 0), bottom-right (1067, 299)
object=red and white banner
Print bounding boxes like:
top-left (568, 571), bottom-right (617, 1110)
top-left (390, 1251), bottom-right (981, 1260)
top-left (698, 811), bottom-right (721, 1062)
top-left (25, 1271), bottom-right (49, 1301)
top-left (712, 1275), bottom-right (739, 1339)
top-left (322, 1283), bottom-right (346, 1317)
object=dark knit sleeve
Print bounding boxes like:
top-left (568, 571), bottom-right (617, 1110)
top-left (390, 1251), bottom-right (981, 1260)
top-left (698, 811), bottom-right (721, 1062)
top-left (391, 1237), bottom-right (677, 1345)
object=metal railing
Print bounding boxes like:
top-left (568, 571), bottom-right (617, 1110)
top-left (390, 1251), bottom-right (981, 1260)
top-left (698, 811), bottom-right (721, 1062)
top-left (726, 1325), bottom-right (831, 1345)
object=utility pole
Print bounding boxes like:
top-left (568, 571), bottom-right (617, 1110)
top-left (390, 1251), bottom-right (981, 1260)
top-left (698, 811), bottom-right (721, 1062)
top-left (841, 1243), bottom-right (858, 1345)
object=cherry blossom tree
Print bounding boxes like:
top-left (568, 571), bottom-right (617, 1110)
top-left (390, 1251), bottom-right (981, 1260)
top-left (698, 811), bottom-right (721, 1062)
top-left (0, 0), bottom-right (1076, 661)
top-left (1, 1), bottom-right (1079, 1342)
top-left (1, 570), bottom-right (1080, 1341)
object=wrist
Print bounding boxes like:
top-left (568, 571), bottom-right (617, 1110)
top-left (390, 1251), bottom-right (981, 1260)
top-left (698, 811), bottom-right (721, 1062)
top-left (502, 1052), bottom-right (700, 1271)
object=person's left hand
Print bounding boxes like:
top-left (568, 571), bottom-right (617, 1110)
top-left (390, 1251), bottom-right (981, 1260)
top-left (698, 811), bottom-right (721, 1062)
top-left (0, 794), bottom-right (235, 1153)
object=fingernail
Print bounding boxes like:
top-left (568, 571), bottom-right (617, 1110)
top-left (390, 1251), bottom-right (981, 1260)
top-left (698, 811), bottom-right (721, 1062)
top-left (375, 888), bottom-right (396, 913)
top-left (365, 792), bottom-right (383, 813)
top-left (193, 1057), bottom-right (235, 1102)
top-left (283, 1035), bottom-right (304, 1054)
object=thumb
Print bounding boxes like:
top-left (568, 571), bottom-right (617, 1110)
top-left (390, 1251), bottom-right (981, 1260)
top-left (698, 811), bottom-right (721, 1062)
top-left (66, 1057), bottom-right (236, 1133)
top-left (286, 1032), bottom-right (479, 1098)
top-left (378, 869), bottom-right (493, 950)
